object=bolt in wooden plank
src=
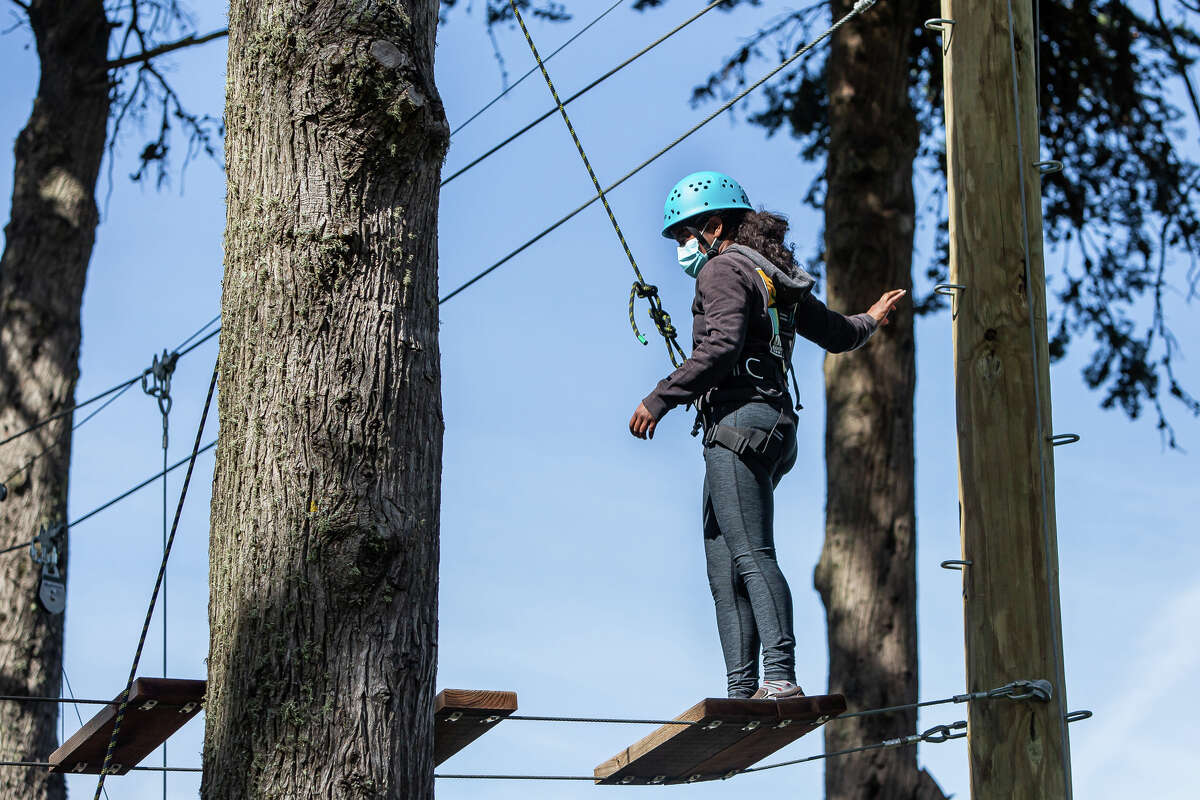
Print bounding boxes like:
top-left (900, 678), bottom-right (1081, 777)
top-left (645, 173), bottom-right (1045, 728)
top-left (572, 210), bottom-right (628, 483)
top-left (594, 694), bottom-right (844, 785)
top-left (48, 677), bottom-right (206, 775)
top-left (434, 689), bottom-right (518, 766)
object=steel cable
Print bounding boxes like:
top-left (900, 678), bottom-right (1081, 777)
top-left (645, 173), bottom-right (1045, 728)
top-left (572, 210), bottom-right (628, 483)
top-left (450, 0), bottom-right (626, 137)
top-left (440, 0), bottom-right (725, 189)
top-left (91, 362), bottom-right (218, 798)
top-left (439, 0), bottom-right (880, 306)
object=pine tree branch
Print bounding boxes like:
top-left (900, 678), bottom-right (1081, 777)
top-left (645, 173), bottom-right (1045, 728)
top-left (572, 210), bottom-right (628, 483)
top-left (107, 27), bottom-right (227, 70)
top-left (1154, 0), bottom-right (1200, 132)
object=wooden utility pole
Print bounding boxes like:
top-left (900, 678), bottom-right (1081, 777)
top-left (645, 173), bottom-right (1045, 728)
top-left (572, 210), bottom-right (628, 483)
top-left (939, 0), bottom-right (1073, 798)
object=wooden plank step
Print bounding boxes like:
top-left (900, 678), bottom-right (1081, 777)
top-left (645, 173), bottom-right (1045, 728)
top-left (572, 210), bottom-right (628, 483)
top-left (594, 694), bottom-right (845, 785)
top-left (48, 677), bottom-right (206, 775)
top-left (434, 689), bottom-right (518, 766)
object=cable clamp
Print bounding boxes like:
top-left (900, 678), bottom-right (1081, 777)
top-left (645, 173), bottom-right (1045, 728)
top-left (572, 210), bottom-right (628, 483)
top-left (481, 715), bottom-right (501, 725)
top-left (741, 720), bottom-right (761, 732)
top-left (1065, 709), bottom-right (1092, 723)
top-left (142, 349), bottom-right (179, 417)
top-left (775, 719), bottom-right (793, 729)
top-left (619, 776), bottom-right (636, 784)
top-left (179, 701), bottom-right (199, 714)
top-left (853, 0), bottom-right (878, 14)
top-left (649, 775), bottom-right (666, 785)
top-left (1035, 160), bottom-right (1064, 176)
top-left (991, 679), bottom-right (1053, 702)
top-left (1048, 433), bottom-right (1080, 446)
top-left (445, 711), bottom-right (463, 723)
top-left (139, 700), bottom-right (159, 711)
top-left (72, 762), bottom-right (88, 773)
top-left (920, 720), bottom-right (967, 744)
top-left (941, 559), bottom-right (972, 571)
top-left (702, 720), bottom-right (722, 731)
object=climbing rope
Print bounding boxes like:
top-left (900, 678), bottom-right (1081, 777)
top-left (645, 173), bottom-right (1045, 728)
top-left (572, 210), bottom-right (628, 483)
top-left (441, 0), bottom-right (724, 188)
top-left (507, 0), bottom-right (686, 366)
top-left (451, 0), bottom-right (626, 137)
top-left (91, 361), bottom-right (217, 799)
top-left (439, 0), bottom-right (880, 307)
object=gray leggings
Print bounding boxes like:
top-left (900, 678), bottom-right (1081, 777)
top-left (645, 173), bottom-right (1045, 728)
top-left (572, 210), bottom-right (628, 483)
top-left (702, 401), bottom-right (799, 699)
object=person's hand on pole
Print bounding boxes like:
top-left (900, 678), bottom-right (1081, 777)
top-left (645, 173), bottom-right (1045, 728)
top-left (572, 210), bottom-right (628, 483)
top-left (867, 288), bottom-right (907, 327)
top-left (629, 403), bottom-right (658, 440)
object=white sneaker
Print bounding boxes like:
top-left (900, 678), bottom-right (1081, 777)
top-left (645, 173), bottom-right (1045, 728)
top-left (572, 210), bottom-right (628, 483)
top-left (751, 680), bottom-right (805, 700)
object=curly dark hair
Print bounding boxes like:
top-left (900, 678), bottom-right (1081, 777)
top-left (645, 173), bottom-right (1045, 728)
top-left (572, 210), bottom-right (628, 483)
top-left (674, 209), bottom-right (800, 276)
top-left (722, 210), bottom-right (800, 276)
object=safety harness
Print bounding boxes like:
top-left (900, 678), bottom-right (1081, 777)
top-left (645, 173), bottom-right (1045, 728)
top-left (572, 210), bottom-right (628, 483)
top-left (692, 259), bottom-right (809, 459)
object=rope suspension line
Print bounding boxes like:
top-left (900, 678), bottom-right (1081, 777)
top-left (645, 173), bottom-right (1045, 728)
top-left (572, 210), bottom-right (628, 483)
top-left (450, 0), bottom-right (625, 137)
top-left (91, 361), bottom-right (217, 799)
top-left (441, 0), bottom-right (724, 188)
top-left (434, 718), bottom-right (968, 782)
top-left (0, 382), bottom-right (137, 502)
top-left (0, 318), bottom-right (219, 452)
top-left (439, 0), bottom-right (880, 307)
top-left (506, 0), bottom-right (686, 366)
top-left (0, 440), bottom-right (217, 557)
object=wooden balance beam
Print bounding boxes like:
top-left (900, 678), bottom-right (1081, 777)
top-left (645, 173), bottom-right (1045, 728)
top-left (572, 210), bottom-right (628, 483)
top-left (595, 693), bottom-right (845, 785)
top-left (48, 677), bottom-right (205, 775)
top-left (434, 689), bottom-right (518, 766)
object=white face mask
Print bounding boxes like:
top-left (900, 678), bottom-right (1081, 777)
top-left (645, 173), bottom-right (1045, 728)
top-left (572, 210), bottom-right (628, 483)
top-left (677, 230), bottom-right (718, 278)
top-left (677, 238), bottom-right (709, 278)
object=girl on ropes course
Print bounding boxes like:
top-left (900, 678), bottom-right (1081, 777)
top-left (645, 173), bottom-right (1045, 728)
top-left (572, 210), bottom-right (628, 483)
top-left (629, 171), bottom-right (905, 700)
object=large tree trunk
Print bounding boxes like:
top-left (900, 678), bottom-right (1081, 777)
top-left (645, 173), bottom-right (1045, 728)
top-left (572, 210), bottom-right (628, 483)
top-left (815, 2), bottom-right (946, 798)
top-left (202, 1), bottom-right (449, 797)
top-left (0, 3), bottom-right (110, 798)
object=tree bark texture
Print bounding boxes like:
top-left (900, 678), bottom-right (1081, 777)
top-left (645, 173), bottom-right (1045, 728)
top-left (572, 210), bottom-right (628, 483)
top-left (0, 3), bottom-right (111, 798)
top-left (204, 2), bottom-right (449, 798)
top-left (942, 1), bottom-right (1071, 796)
top-left (815, 2), bottom-right (946, 798)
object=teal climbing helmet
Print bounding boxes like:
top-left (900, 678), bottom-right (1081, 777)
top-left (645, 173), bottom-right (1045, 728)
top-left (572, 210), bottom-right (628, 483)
top-left (661, 171), bottom-right (753, 237)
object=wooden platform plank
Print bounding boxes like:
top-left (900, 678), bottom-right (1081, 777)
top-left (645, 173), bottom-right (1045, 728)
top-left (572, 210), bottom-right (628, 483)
top-left (48, 678), bottom-right (206, 775)
top-left (434, 689), bottom-right (518, 766)
top-left (594, 694), bottom-right (845, 785)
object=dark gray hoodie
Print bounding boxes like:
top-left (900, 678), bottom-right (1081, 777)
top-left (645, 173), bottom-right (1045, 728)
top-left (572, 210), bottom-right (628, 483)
top-left (641, 244), bottom-right (877, 420)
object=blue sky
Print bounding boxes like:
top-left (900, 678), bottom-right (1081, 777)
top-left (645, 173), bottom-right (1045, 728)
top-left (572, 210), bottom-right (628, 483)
top-left (1, 1), bottom-right (1197, 798)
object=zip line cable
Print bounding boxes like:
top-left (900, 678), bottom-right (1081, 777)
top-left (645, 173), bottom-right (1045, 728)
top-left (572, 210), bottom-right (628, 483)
top-left (0, 440), bottom-right (218, 557)
top-left (439, 0), bottom-right (881, 307)
top-left (0, 318), bottom-right (219, 452)
top-left (92, 362), bottom-right (218, 799)
top-left (450, 0), bottom-right (625, 137)
top-left (440, 0), bottom-right (725, 189)
top-left (0, 382), bottom-right (137, 495)
top-left (433, 719), bottom-right (969, 782)
top-left (507, 0), bottom-right (686, 366)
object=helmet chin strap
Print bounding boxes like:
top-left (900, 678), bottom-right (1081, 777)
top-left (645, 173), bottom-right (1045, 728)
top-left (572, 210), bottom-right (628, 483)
top-left (687, 223), bottom-right (723, 258)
